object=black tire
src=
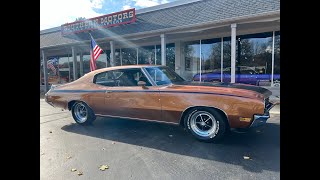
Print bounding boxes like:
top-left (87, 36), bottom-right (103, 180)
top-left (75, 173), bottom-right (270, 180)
top-left (184, 108), bottom-right (227, 143)
top-left (71, 101), bottom-right (96, 125)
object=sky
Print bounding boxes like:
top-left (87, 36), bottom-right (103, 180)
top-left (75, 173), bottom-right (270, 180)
top-left (40, 0), bottom-right (177, 30)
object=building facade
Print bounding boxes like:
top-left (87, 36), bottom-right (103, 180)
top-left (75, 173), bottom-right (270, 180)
top-left (40, 0), bottom-right (280, 92)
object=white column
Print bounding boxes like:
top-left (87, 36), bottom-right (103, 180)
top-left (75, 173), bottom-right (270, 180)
top-left (231, 23), bottom-right (237, 83)
top-left (79, 51), bottom-right (84, 76)
top-left (271, 31), bottom-right (275, 87)
top-left (161, 34), bottom-right (166, 65)
top-left (221, 37), bottom-right (224, 82)
top-left (175, 41), bottom-right (181, 75)
top-left (180, 42), bottom-right (185, 78)
top-left (110, 41), bottom-right (115, 66)
top-left (67, 55), bottom-right (71, 82)
top-left (42, 50), bottom-right (48, 92)
top-left (72, 47), bottom-right (78, 80)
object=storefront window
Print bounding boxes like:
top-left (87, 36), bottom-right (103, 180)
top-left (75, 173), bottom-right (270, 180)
top-left (155, 45), bottom-right (161, 65)
top-left (166, 43), bottom-right (175, 70)
top-left (83, 54), bottom-right (91, 74)
top-left (122, 48), bottom-right (137, 65)
top-left (235, 32), bottom-right (273, 86)
top-left (40, 58), bottom-right (43, 85)
top-left (200, 39), bottom-right (221, 82)
top-left (274, 31), bottom-right (280, 86)
top-left (58, 55), bottom-right (71, 83)
top-left (222, 37), bottom-right (231, 83)
top-left (44, 56), bottom-right (60, 85)
top-left (138, 46), bottom-right (155, 65)
top-left (114, 49), bottom-right (121, 66)
top-left (183, 40), bottom-right (200, 81)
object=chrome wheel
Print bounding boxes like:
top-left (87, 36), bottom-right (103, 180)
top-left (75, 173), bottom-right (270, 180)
top-left (189, 111), bottom-right (219, 138)
top-left (74, 103), bottom-right (88, 123)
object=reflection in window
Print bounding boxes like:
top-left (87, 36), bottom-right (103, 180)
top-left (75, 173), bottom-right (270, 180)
top-left (166, 43), bottom-right (175, 70)
top-left (200, 39), bottom-right (221, 82)
top-left (139, 46), bottom-right (155, 65)
top-left (40, 58), bottom-right (43, 85)
top-left (45, 56), bottom-right (62, 84)
top-left (58, 55), bottom-right (71, 83)
top-left (223, 37), bottom-right (231, 83)
top-left (114, 49), bottom-right (121, 66)
top-left (184, 40), bottom-right (200, 81)
top-left (235, 32), bottom-right (273, 86)
top-left (122, 48), bottom-right (137, 65)
top-left (146, 66), bottom-right (184, 86)
top-left (274, 31), bottom-right (280, 85)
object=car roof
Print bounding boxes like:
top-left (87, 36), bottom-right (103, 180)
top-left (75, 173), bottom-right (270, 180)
top-left (86, 65), bottom-right (165, 76)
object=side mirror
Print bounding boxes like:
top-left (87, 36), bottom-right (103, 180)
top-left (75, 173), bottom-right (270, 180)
top-left (137, 81), bottom-right (148, 89)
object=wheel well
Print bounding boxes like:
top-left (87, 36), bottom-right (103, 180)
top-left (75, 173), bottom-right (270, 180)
top-left (68, 100), bottom-right (77, 111)
top-left (179, 106), bottom-right (230, 129)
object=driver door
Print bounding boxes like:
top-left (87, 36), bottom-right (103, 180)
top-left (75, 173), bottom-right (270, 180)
top-left (101, 68), bottom-right (162, 121)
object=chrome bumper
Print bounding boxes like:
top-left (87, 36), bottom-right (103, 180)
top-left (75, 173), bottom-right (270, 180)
top-left (250, 113), bottom-right (270, 128)
top-left (249, 101), bottom-right (277, 128)
top-left (44, 93), bottom-right (54, 107)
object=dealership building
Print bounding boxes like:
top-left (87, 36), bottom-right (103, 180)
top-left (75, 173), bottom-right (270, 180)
top-left (40, 0), bottom-right (280, 92)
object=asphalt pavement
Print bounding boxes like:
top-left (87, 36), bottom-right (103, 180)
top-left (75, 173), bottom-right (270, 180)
top-left (40, 99), bottom-right (280, 180)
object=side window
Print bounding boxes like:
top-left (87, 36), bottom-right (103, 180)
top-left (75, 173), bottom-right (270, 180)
top-left (112, 69), bottom-right (152, 87)
top-left (94, 71), bottom-right (115, 86)
top-left (146, 68), bottom-right (169, 83)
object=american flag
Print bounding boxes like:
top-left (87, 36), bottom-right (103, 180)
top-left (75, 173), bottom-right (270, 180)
top-left (90, 35), bottom-right (103, 71)
top-left (47, 61), bottom-right (56, 75)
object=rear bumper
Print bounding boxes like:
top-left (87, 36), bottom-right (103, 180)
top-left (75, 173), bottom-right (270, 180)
top-left (44, 93), bottom-right (54, 107)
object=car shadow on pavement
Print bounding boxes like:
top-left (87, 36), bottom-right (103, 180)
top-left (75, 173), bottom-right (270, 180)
top-left (61, 116), bottom-right (280, 173)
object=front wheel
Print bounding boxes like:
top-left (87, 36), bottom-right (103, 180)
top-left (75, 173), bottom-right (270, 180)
top-left (71, 102), bottom-right (96, 125)
top-left (184, 108), bottom-right (227, 142)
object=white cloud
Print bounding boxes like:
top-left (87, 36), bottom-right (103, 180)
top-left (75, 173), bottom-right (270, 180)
top-left (91, 0), bottom-right (103, 9)
top-left (133, 0), bottom-right (159, 8)
top-left (40, 0), bottom-right (103, 30)
top-left (132, 0), bottom-right (170, 8)
top-left (122, 5), bottom-right (132, 10)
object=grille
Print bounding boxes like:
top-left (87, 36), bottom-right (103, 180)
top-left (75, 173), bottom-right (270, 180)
top-left (264, 97), bottom-right (273, 113)
top-left (264, 97), bottom-right (269, 108)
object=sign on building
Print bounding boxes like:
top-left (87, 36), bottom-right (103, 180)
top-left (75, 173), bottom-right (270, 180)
top-left (61, 8), bottom-right (136, 35)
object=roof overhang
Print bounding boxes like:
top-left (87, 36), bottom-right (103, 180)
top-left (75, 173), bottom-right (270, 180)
top-left (40, 10), bottom-right (279, 51)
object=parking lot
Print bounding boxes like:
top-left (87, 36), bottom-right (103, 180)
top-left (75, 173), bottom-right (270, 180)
top-left (40, 99), bottom-right (280, 180)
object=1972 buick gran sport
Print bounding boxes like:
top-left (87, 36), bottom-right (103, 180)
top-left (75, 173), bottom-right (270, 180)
top-left (45, 65), bottom-right (275, 142)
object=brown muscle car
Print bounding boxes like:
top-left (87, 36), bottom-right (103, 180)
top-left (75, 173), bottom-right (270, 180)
top-left (45, 65), bottom-right (275, 142)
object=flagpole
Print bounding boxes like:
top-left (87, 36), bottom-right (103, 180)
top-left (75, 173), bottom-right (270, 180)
top-left (89, 32), bottom-right (105, 53)
top-left (88, 32), bottom-right (104, 71)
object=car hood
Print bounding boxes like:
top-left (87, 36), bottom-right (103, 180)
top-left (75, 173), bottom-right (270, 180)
top-left (162, 81), bottom-right (272, 100)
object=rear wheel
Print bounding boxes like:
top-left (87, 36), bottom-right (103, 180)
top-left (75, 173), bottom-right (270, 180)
top-left (71, 102), bottom-right (96, 125)
top-left (184, 108), bottom-right (227, 142)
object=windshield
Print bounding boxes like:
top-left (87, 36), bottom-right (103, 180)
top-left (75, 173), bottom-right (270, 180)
top-left (145, 66), bottom-right (185, 85)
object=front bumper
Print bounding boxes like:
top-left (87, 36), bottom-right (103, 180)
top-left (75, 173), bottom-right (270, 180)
top-left (249, 101), bottom-right (277, 128)
top-left (250, 113), bottom-right (270, 128)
